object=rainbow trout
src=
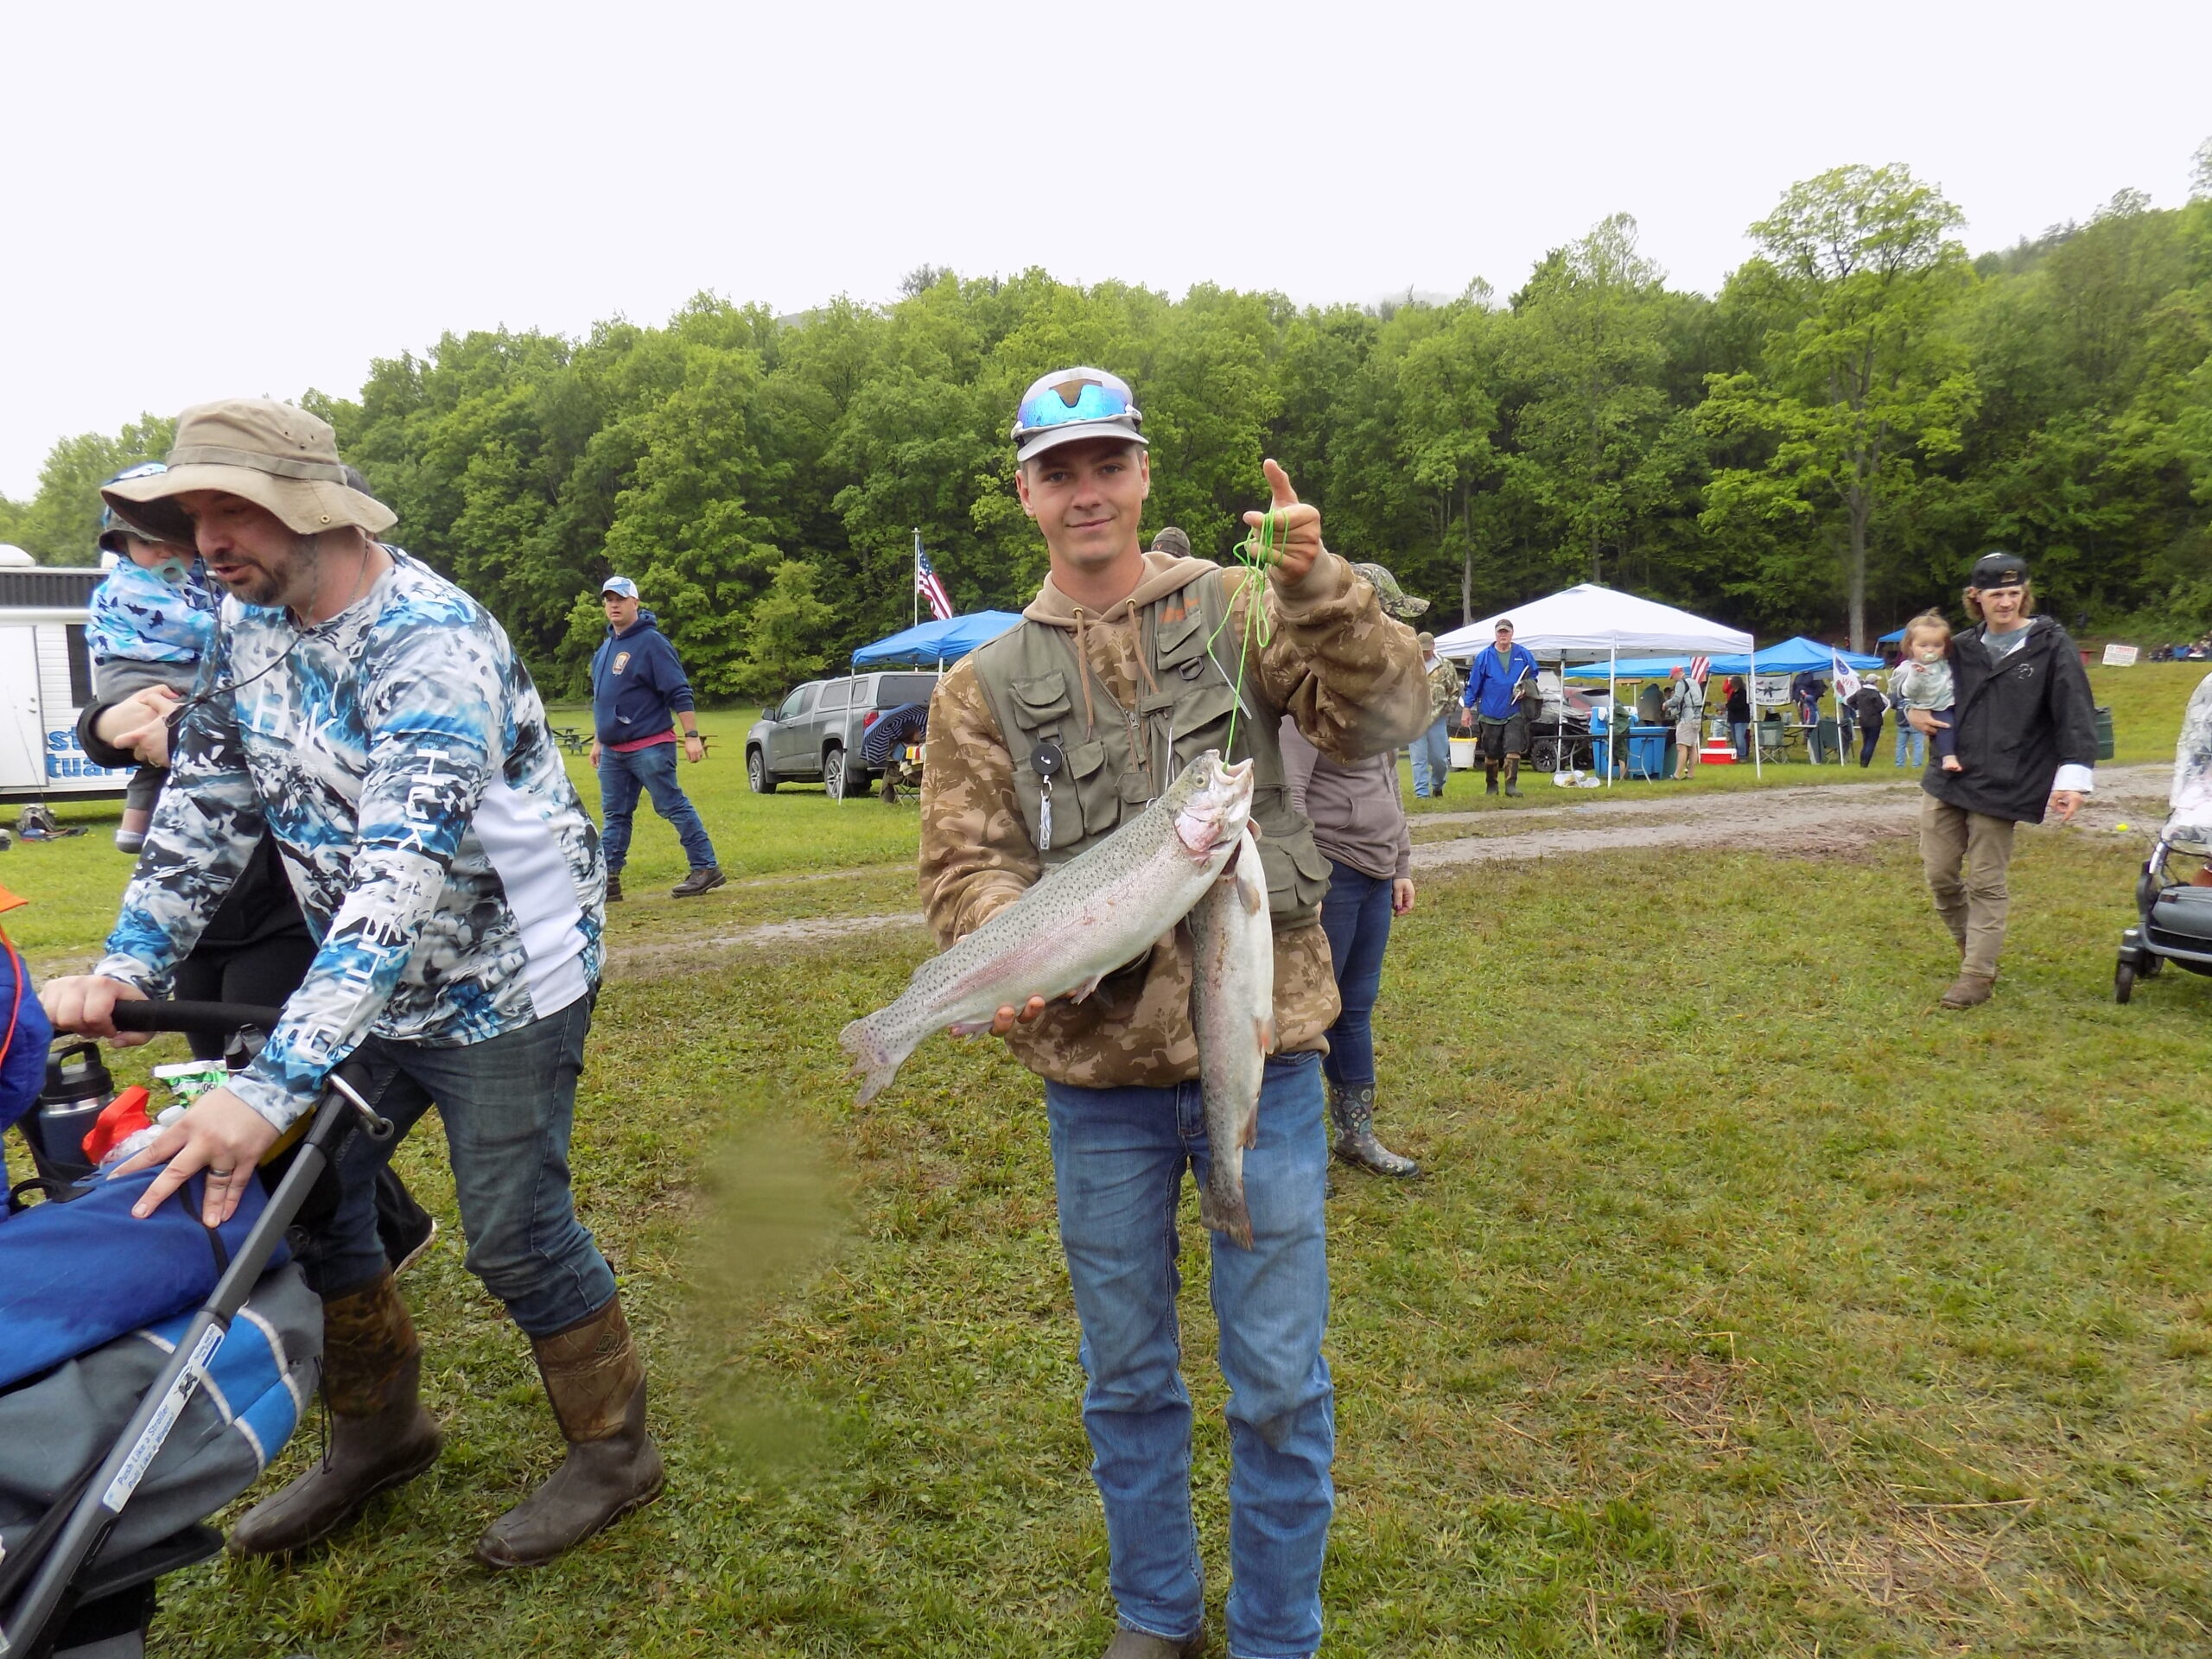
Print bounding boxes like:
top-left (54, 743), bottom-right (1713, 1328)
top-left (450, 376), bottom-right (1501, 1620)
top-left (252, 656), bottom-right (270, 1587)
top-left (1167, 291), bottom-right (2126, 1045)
top-left (840, 751), bottom-right (1255, 1104)
top-left (1189, 828), bottom-right (1274, 1248)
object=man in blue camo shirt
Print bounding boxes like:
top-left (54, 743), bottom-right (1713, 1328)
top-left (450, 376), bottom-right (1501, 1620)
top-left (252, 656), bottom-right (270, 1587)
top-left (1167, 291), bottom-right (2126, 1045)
top-left (42, 398), bottom-right (662, 1570)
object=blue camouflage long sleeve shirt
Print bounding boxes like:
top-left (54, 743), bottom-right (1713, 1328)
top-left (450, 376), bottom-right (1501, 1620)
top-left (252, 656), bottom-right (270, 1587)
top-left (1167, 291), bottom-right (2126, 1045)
top-left (96, 550), bottom-right (605, 1131)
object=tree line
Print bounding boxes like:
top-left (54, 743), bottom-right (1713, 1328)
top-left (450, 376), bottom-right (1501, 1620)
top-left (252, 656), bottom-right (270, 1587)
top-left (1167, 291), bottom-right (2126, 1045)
top-left (5, 151), bottom-right (2209, 699)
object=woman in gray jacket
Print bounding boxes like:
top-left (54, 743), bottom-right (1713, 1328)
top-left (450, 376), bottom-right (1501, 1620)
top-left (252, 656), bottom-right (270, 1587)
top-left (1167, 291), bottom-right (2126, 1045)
top-left (1279, 593), bottom-right (1423, 1178)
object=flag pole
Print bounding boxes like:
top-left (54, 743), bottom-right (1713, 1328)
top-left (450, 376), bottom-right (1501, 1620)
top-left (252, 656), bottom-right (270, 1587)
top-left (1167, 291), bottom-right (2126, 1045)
top-left (913, 528), bottom-right (921, 627)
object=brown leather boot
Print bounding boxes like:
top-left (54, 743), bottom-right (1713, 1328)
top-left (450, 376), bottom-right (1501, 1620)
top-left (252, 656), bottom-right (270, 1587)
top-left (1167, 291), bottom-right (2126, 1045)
top-left (227, 1273), bottom-right (442, 1556)
top-left (1940, 972), bottom-right (1995, 1008)
top-left (475, 1296), bottom-right (664, 1568)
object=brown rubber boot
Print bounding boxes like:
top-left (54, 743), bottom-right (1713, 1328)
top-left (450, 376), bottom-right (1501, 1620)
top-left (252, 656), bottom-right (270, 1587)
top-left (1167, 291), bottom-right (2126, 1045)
top-left (1940, 972), bottom-right (1995, 1009)
top-left (475, 1296), bottom-right (664, 1568)
top-left (227, 1273), bottom-right (442, 1556)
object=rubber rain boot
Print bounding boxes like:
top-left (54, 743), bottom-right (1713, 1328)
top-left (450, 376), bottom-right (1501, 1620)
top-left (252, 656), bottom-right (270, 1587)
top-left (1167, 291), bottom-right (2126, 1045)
top-left (227, 1273), bottom-right (442, 1555)
top-left (1328, 1082), bottom-right (1420, 1178)
top-left (476, 1296), bottom-right (664, 1568)
top-left (1503, 756), bottom-right (1522, 797)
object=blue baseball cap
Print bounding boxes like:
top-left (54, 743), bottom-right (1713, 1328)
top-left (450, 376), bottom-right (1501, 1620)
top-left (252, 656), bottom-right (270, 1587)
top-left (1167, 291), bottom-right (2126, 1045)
top-left (601, 575), bottom-right (639, 599)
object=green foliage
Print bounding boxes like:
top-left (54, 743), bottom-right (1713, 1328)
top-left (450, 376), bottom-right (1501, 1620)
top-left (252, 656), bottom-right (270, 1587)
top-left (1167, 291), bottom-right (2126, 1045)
top-left (733, 559), bottom-right (838, 701)
top-left (1700, 165), bottom-right (1979, 648)
top-left (8, 156), bottom-right (2211, 664)
top-left (5, 414), bottom-right (175, 565)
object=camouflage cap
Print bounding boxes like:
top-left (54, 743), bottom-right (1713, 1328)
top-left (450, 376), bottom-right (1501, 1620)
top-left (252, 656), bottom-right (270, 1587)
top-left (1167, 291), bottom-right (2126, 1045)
top-left (1351, 563), bottom-right (1428, 619)
top-left (1150, 526), bottom-right (1192, 558)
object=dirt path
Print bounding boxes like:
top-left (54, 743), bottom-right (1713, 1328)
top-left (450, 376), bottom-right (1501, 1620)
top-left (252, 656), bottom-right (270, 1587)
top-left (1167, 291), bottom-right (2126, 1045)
top-left (606, 766), bottom-right (2167, 972)
top-left (1414, 763), bottom-right (2164, 868)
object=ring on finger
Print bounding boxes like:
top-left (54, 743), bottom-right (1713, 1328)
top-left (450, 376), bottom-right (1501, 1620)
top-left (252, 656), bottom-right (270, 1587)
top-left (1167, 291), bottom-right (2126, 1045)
top-left (207, 1167), bottom-right (235, 1179)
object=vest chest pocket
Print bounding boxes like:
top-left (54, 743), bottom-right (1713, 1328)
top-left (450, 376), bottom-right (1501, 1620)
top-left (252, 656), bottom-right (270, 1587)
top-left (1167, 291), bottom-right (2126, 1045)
top-left (1010, 673), bottom-right (1073, 729)
top-left (1167, 680), bottom-right (1242, 767)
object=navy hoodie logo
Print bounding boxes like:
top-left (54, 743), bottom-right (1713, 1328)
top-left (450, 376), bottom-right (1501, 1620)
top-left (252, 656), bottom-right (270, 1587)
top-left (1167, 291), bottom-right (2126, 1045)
top-left (613, 651), bottom-right (632, 675)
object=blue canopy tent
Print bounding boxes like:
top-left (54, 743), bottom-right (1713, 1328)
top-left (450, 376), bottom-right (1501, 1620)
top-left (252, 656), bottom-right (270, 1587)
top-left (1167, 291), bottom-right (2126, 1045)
top-left (850, 610), bottom-right (1023, 667)
top-left (1561, 635), bottom-right (1884, 678)
top-left (1878, 626), bottom-right (1908, 644)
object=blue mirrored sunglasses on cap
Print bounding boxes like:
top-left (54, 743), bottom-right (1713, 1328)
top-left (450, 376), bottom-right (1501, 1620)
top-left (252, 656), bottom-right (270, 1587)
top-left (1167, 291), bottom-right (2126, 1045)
top-left (1011, 374), bottom-right (1141, 439)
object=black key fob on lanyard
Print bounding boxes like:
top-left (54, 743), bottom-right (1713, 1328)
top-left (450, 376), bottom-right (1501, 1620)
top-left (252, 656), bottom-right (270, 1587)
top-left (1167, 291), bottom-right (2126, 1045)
top-left (1033, 741), bottom-right (1065, 852)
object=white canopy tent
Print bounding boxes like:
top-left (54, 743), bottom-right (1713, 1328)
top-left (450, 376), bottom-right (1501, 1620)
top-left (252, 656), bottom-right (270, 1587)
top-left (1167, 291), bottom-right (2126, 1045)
top-left (1433, 583), bottom-right (1758, 783)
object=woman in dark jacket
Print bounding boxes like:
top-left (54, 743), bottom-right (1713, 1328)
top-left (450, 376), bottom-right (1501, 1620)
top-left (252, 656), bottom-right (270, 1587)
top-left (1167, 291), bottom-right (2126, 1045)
top-left (1849, 683), bottom-right (1887, 766)
top-left (1725, 676), bottom-right (1752, 760)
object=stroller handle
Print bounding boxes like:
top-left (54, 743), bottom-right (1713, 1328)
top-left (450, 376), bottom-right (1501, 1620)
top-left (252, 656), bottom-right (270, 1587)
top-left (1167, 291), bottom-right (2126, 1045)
top-left (108, 1000), bottom-right (283, 1038)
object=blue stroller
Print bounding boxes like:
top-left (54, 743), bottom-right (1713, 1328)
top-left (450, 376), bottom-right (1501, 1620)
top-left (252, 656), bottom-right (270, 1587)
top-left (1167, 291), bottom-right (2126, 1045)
top-left (0, 1001), bottom-right (390, 1659)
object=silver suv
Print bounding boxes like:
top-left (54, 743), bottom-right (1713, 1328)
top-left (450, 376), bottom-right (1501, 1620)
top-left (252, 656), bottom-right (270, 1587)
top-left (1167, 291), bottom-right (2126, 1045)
top-left (746, 671), bottom-right (940, 799)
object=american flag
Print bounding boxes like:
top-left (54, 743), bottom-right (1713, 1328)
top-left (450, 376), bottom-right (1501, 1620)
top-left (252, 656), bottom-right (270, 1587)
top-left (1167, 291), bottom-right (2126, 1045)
top-left (915, 531), bottom-right (954, 622)
top-left (1688, 655), bottom-right (1711, 683)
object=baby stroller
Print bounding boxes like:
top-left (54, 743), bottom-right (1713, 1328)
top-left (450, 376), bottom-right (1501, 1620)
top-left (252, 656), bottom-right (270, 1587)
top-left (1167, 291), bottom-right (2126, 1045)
top-left (2115, 677), bottom-right (2212, 1004)
top-left (1, 1001), bottom-right (390, 1659)
top-left (2114, 833), bottom-right (2212, 1002)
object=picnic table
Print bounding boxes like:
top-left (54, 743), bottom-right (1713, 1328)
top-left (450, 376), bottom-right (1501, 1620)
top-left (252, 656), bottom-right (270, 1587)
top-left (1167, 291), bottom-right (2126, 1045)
top-left (551, 726), bottom-right (591, 755)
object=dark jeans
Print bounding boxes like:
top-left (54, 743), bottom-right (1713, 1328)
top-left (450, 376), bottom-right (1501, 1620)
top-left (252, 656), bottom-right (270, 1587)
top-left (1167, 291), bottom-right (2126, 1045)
top-left (296, 995), bottom-right (615, 1336)
top-left (1319, 861), bottom-right (1394, 1090)
top-left (597, 741), bottom-right (717, 874)
top-left (1857, 714), bottom-right (1883, 767)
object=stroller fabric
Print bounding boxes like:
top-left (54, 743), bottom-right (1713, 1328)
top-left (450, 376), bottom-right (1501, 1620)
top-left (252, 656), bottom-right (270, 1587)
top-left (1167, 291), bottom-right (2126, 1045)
top-left (0, 1262), bottom-right (319, 1563)
top-left (0, 1169), bottom-right (284, 1392)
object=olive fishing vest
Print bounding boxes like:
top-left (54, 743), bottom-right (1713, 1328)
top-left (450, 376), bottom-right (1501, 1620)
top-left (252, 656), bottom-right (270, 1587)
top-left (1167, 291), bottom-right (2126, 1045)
top-left (967, 571), bottom-right (1334, 930)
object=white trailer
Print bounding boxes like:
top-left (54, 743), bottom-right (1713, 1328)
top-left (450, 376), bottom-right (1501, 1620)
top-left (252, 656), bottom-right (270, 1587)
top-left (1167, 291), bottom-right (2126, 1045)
top-left (0, 563), bottom-right (132, 802)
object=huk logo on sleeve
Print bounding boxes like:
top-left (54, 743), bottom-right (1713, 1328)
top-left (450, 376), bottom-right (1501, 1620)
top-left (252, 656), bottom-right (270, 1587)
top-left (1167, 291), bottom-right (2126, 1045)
top-left (613, 651), bottom-right (632, 675)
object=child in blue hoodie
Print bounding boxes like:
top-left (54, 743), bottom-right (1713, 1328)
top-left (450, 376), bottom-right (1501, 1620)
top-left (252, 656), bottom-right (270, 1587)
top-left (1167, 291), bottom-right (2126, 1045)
top-left (86, 466), bottom-right (219, 852)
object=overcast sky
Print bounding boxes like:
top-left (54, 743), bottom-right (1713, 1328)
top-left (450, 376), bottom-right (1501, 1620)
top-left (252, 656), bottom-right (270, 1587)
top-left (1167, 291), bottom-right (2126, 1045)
top-left (3, 0), bottom-right (2206, 499)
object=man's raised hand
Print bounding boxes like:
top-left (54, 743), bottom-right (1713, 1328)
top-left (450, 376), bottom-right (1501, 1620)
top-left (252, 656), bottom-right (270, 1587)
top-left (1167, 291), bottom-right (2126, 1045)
top-left (1243, 459), bottom-right (1323, 588)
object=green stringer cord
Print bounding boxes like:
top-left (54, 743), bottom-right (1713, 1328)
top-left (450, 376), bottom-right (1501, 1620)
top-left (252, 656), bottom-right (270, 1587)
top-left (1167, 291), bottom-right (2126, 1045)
top-left (1206, 512), bottom-right (1284, 757)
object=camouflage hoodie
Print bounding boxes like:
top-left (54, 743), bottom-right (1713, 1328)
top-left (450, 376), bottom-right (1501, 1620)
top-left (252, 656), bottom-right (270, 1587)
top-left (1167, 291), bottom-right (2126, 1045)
top-left (919, 547), bottom-right (1427, 1089)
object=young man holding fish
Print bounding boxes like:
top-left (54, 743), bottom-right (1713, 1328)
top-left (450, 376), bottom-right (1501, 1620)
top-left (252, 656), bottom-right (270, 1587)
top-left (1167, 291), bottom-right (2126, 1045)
top-left (913, 368), bottom-right (1430, 1659)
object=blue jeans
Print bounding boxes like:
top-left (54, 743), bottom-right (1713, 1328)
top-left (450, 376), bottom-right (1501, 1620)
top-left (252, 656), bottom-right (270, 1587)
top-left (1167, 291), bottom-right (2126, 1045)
top-left (1730, 721), bottom-right (1751, 761)
top-left (597, 741), bottom-right (717, 873)
top-left (1894, 718), bottom-right (1926, 767)
top-left (297, 995), bottom-right (617, 1337)
top-left (1045, 1054), bottom-right (1334, 1659)
top-left (1408, 718), bottom-right (1452, 797)
top-left (1319, 861), bottom-right (1392, 1089)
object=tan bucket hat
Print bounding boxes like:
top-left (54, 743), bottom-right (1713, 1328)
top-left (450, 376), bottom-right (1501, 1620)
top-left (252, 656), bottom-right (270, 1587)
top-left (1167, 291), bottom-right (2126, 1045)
top-left (101, 398), bottom-right (396, 546)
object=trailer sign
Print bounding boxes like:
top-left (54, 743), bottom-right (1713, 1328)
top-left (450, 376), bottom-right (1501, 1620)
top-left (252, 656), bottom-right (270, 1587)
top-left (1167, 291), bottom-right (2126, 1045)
top-left (1, 564), bottom-right (131, 801)
top-left (48, 729), bottom-right (130, 780)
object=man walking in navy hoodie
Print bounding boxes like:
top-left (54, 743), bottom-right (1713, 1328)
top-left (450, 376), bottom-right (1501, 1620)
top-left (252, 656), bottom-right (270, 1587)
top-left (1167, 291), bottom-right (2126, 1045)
top-left (590, 576), bottom-right (724, 899)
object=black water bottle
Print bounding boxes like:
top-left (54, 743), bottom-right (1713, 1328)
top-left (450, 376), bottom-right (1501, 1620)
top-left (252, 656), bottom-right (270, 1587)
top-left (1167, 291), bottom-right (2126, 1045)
top-left (29, 1042), bottom-right (112, 1190)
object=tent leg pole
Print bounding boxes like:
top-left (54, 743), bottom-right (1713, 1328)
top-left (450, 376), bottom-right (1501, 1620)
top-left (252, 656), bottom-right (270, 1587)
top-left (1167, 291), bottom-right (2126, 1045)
top-left (1750, 641), bottom-right (1761, 779)
top-left (1607, 649), bottom-right (1617, 787)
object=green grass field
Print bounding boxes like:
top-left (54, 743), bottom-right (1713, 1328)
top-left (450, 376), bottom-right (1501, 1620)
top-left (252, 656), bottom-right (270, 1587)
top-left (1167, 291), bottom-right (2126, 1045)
top-left (3, 662), bottom-right (2209, 1656)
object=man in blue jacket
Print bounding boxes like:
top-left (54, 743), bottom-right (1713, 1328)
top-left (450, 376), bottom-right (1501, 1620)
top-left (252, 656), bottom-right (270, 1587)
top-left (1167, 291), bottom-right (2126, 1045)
top-left (590, 577), bottom-right (723, 899)
top-left (1460, 618), bottom-right (1541, 797)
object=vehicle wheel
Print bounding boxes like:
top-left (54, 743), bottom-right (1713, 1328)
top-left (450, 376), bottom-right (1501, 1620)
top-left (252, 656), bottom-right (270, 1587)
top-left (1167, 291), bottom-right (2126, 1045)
top-left (822, 746), bottom-right (847, 801)
top-left (1532, 739), bottom-right (1559, 772)
top-left (2114, 961), bottom-right (2136, 1004)
top-left (747, 748), bottom-right (776, 794)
